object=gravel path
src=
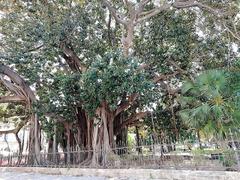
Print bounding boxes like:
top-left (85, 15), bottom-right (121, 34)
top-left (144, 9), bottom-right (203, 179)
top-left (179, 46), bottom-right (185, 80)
top-left (0, 172), bottom-right (134, 180)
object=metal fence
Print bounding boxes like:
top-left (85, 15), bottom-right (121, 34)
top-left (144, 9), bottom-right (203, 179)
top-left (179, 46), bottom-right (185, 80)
top-left (1, 142), bottom-right (240, 171)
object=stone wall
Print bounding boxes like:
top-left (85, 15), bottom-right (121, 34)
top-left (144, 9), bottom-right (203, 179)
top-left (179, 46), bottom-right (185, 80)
top-left (1, 167), bottom-right (240, 180)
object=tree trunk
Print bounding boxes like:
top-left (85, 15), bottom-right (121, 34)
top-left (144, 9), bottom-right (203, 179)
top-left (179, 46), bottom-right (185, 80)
top-left (28, 114), bottom-right (41, 164)
top-left (108, 114), bottom-right (114, 148)
top-left (15, 132), bottom-right (23, 165)
top-left (122, 23), bottom-right (134, 57)
top-left (114, 113), bottom-right (128, 148)
top-left (91, 118), bottom-right (101, 166)
top-left (47, 137), bottom-right (53, 161)
top-left (91, 103), bottom-right (117, 166)
top-left (65, 124), bottom-right (71, 165)
top-left (84, 118), bottom-right (93, 162)
top-left (53, 123), bottom-right (57, 163)
top-left (76, 107), bottom-right (88, 149)
top-left (15, 133), bottom-right (22, 155)
top-left (34, 114), bottom-right (41, 164)
top-left (197, 130), bottom-right (202, 149)
top-left (101, 106), bottom-right (111, 166)
top-left (21, 127), bottom-right (25, 155)
top-left (135, 126), bottom-right (142, 154)
top-left (3, 134), bottom-right (10, 153)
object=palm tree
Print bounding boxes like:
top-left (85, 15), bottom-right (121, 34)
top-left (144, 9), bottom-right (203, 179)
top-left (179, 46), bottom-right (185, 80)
top-left (179, 70), bottom-right (238, 144)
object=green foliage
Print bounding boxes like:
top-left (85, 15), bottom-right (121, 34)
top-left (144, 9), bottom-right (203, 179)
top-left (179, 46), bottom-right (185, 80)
top-left (37, 73), bottom-right (81, 122)
top-left (0, 103), bottom-right (28, 126)
top-left (179, 70), bottom-right (240, 138)
top-left (135, 10), bottom-right (198, 72)
top-left (0, 0), bottom-right (107, 83)
top-left (0, 0), bottom-right (110, 137)
top-left (0, 0), bottom-right (239, 146)
top-left (144, 103), bottom-right (187, 142)
top-left (80, 51), bottom-right (155, 115)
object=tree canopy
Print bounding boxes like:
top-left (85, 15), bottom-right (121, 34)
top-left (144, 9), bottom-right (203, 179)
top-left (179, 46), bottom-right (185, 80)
top-left (0, 0), bottom-right (239, 165)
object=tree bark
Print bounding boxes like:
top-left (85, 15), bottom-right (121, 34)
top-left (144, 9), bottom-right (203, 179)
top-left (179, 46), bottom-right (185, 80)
top-left (108, 113), bottom-right (114, 148)
top-left (135, 126), bottom-right (142, 154)
top-left (91, 118), bottom-right (101, 166)
top-left (15, 133), bottom-right (22, 155)
top-left (47, 137), bottom-right (53, 161)
top-left (122, 23), bottom-right (134, 57)
top-left (102, 110), bottom-right (110, 166)
top-left (64, 122), bottom-right (71, 165)
top-left (53, 123), bottom-right (57, 163)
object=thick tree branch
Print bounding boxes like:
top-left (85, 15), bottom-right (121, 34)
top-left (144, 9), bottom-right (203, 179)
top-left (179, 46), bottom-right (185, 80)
top-left (0, 77), bottom-right (23, 96)
top-left (223, 21), bottom-right (240, 41)
top-left (119, 111), bottom-right (149, 131)
top-left (60, 42), bottom-right (87, 73)
top-left (0, 64), bottom-right (36, 103)
top-left (173, 0), bottom-right (220, 15)
top-left (45, 113), bottom-right (66, 123)
top-left (115, 93), bottom-right (139, 116)
top-left (153, 71), bottom-right (179, 83)
top-left (0, 95), bottom-right (25, 103)
top-left (139, 0), bottom-right (150, 6)
top-left (137, 0), bottom-right (222, 23)
top-left (0, 118), bottom-right (28, 136)
top-left (101, 0), bottom-right (127, 25)
top-left (166, 59), bottom-right (194, 81)
top-left (27, 44), bottom-right (44, 53)
top-left (137, 4), bottom-right (171, 23)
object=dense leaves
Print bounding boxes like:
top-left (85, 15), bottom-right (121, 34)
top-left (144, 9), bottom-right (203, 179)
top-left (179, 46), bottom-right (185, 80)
top-left (0, 0), bottom-right (239, 154)
top-left (80, 51), bottom-right (155, 115)
top-left (179, 70), bottom-right (240, 137)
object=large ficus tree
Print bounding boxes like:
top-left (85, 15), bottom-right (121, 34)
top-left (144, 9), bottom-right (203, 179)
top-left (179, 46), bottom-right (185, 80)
top-left (0, 0), bottom-right (239, 165)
